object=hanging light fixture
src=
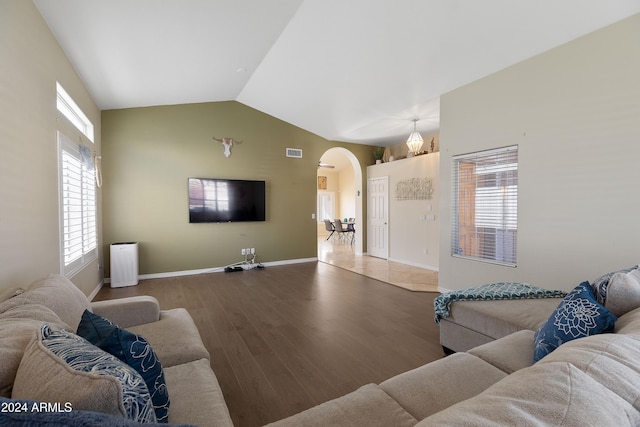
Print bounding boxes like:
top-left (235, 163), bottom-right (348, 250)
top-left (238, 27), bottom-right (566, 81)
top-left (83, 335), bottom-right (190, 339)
top-left (406, 118), bottom-right (424, 155)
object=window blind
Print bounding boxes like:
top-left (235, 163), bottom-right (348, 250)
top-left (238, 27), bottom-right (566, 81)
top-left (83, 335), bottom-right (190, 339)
top-left (59, 132), bottom-right (97, 276)
top-left (451, 145), bottom-right (518, 266)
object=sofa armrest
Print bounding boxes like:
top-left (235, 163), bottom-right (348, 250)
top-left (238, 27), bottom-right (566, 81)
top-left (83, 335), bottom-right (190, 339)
top-left (90, 296), bottom-right (161, 328)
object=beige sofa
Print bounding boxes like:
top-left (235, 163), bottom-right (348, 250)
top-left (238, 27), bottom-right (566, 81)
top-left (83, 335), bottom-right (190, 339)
top-left (439, 297), bottom-right (561, 353)
top-left (0, 274), bottom-right (232, 426)
top-left (267, 277), bottom-right (640, 426)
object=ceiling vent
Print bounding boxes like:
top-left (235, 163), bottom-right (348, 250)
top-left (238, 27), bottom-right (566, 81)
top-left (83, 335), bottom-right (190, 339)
top-left (286, 148), bottom-right (303, 158)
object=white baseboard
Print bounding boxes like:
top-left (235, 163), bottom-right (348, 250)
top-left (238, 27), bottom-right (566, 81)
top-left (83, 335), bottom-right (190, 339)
top-left (438, 286), bottom-right (453, 293)
top-left (88, 279), bottom-right (104, 301)
top-left (106, 257), bottom-right (319, 283)
top-left (388, 257), bottom-right (439, 272)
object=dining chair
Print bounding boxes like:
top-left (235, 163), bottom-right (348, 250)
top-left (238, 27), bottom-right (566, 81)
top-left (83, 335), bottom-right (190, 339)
top-left (334, 219), bottom-right (354, 244)
top-left (324, 219), bottom-right (335, 241)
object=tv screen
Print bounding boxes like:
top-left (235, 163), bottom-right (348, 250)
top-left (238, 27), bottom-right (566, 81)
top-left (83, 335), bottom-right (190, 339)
top-left (188, 178), bottom-right (266, 223)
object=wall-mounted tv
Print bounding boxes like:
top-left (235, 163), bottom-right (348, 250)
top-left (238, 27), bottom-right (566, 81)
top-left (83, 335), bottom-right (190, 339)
top-left (188, 178), bottom-right (266, 223)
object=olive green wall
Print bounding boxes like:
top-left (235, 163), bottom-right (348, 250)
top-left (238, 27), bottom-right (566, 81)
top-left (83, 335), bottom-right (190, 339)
top-left (102, 101), bottom-right (373, 276)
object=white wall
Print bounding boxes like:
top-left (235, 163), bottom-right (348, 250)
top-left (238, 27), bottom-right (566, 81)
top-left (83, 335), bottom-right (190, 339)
top-left (439, 13), bottom-right (640, 292)
top-left (0, 1), bottom-right (102, 295)
top-left (338, 166), bottom-right (356, 220)
top-left (368, 153), bottom-right (439, 269)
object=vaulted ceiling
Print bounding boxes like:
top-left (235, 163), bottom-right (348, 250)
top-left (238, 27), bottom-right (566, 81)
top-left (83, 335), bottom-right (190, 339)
top-left (35, 1), bottom-right (640, 146)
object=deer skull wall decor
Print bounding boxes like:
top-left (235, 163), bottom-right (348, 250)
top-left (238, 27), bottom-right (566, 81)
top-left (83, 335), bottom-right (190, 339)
top-left (212, 137), bottom-right (242, 158)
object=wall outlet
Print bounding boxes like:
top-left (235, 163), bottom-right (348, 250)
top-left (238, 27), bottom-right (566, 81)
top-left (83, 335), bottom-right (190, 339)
top-left (250, 248), bottom-right (255, 254)
top-left (241, 248), bottom-right (247, 255)
top-left (423, 248), bottom-right (428, 255)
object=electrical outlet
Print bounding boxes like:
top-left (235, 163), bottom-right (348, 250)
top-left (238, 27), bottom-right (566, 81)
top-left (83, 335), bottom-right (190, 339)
top-left (241, 248), bottom-right (247, 255)
top-left (250, 248), bottom-right (255, 254)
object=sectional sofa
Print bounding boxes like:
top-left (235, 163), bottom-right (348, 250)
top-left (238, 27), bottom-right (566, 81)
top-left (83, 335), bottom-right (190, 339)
top-left (267, 267), bottom-right (640, 426)
top-left (0, 274), bottom-right (232, 426)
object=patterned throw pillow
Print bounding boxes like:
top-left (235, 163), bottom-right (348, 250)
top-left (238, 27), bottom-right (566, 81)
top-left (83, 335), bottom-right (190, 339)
top-left (12, 324), bottom-right (156, 423)
top-left (533, 281), bottom-right (617, 362)
top-left (77, 310), bottom-right (170, 423)
top-left (591, 265), bottom-right (639, 305)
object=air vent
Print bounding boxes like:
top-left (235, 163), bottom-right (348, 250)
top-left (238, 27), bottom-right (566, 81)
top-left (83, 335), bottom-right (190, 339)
top-left (286, 148), bottom-right (303, 158)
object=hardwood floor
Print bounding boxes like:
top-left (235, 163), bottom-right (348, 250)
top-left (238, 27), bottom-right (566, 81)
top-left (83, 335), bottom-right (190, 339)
top-left (95, 262), bottom-right (444, 427)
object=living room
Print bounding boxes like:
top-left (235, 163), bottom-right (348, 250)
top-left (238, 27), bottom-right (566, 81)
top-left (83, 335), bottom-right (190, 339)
top-left (2, 1), bottom-right (640, 425)
top-left (2, 1), bottom-right (639, 297)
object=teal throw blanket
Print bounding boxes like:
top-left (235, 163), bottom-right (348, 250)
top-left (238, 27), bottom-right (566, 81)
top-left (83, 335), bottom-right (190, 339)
top-left (434, 282), bottom-right (566, 324)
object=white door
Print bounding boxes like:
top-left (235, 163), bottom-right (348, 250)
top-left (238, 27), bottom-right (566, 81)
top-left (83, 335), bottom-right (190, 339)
top-left (367, 176), bottom-right (389, 259)
top-left (317, 192), bottom-right (335, 223)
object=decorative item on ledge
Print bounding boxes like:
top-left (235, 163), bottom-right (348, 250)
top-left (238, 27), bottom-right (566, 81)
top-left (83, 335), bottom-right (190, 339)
top-left (395, 177), bottom-right (433, 200)
top-left (373, 147), bottom-right (384, 164)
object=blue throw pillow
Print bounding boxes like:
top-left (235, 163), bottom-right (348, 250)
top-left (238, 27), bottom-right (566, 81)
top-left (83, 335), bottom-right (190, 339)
top-left (16, 324), bottom-right (157, 423)
top-left (533, 281), bottom-right (617, 362)
top-left (77, 310), bottom-right (170, 423)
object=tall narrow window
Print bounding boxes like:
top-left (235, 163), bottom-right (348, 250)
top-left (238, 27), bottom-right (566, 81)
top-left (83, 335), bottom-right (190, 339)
top-left (57, 82), bottom-right (94, 142)
top-left (59, 132), bottom-right (97, 276)
top-left (451, 146), bottom-right (518, 266)
top-left (57, 82), bottom-right (96, 277)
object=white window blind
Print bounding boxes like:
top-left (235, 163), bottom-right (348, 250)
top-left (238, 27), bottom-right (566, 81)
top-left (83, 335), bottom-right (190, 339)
top-left (59, 132), bottom-right (97, 276)
top-left (451, 146), bottom-right (518, 266)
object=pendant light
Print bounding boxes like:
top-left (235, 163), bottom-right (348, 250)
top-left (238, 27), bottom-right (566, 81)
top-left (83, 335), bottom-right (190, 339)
top-left (406, 119), bottom-right (424, 155)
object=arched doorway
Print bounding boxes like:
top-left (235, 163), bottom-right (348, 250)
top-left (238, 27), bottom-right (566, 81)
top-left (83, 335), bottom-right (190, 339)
top-left (317, 147), bottom-right (363, 254)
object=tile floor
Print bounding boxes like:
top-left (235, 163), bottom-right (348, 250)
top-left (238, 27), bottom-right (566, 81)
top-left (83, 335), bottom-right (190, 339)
top-left (317, 236), bottom-right (439, 293)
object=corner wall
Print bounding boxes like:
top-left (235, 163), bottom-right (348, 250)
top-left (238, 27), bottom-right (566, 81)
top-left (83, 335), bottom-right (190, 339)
top-left (439, 14), bottom-right (640, 292)
top-left (0, 1), bottom-right (102, 295)
top-left (367, 153), bottom-right (440, 269)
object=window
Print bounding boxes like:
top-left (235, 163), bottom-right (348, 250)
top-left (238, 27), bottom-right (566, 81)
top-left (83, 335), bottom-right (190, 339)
top-left (59, 132), bottom-right (97, 276)
top-left (57, 83), bottom-right (96, 276)
top-left (451, 146), bottom-right (518, 266)
top-left (56, 82), bottom-right (94, 142)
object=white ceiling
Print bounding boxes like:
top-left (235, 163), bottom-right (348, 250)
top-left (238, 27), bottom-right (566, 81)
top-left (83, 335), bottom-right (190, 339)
top-left (35, 1), bottom-right (640, 146)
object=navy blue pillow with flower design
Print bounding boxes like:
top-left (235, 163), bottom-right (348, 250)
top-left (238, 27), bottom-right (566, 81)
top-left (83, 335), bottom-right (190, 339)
top-left (77, 310), bottom-right (170, 422)
top-left (533, 281), bottom-right (617, 362)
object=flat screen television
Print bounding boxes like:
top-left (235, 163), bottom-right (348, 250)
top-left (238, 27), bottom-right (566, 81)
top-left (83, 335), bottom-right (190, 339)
top-left (188, 178), bottom-right (266, 223)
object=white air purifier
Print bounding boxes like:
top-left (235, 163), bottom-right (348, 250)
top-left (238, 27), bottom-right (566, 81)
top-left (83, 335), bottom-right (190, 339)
top-left (110, 242), bottom-right (139, 287)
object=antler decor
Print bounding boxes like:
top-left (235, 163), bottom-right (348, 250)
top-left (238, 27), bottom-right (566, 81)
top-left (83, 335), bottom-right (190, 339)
top-left (212, 137), bottom-right (243, 158)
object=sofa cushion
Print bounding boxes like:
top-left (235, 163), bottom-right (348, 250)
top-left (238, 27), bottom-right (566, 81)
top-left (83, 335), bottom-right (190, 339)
top-left (616, 306), bottom-right (640, 334)
top-left (264, 383), bottom-right (418, 427)
top-left (77, 310), bottom-right (170, 422)
top-left (12, 324), bottom-right (156, 423)
top-left (468, 330), bottom-right (535, 373)
top-left (379, 353), bottom-right (507, 420)
top-left (537, 333), bottom-right (640, 411)
top-left (127, 308), bottom-right (209, 367)
top-left (605, 269), bottom-right (640, 317)
top-left (591, 265), bottom-right (638, 305)
top-left (163, 358), bottom-right (234, 427)
top-left (446, 298), bottom-right (559, 340)
top-left (533, 281), bottom-right (617, 361)
top-left (17, 274), bottom-right (91, 330)
top-left (0, 298), bottom-right (67, 398)
top-left (418, 361), bottom-right (640, 426)
top-left (0, 397), bottom-right (196, 427)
